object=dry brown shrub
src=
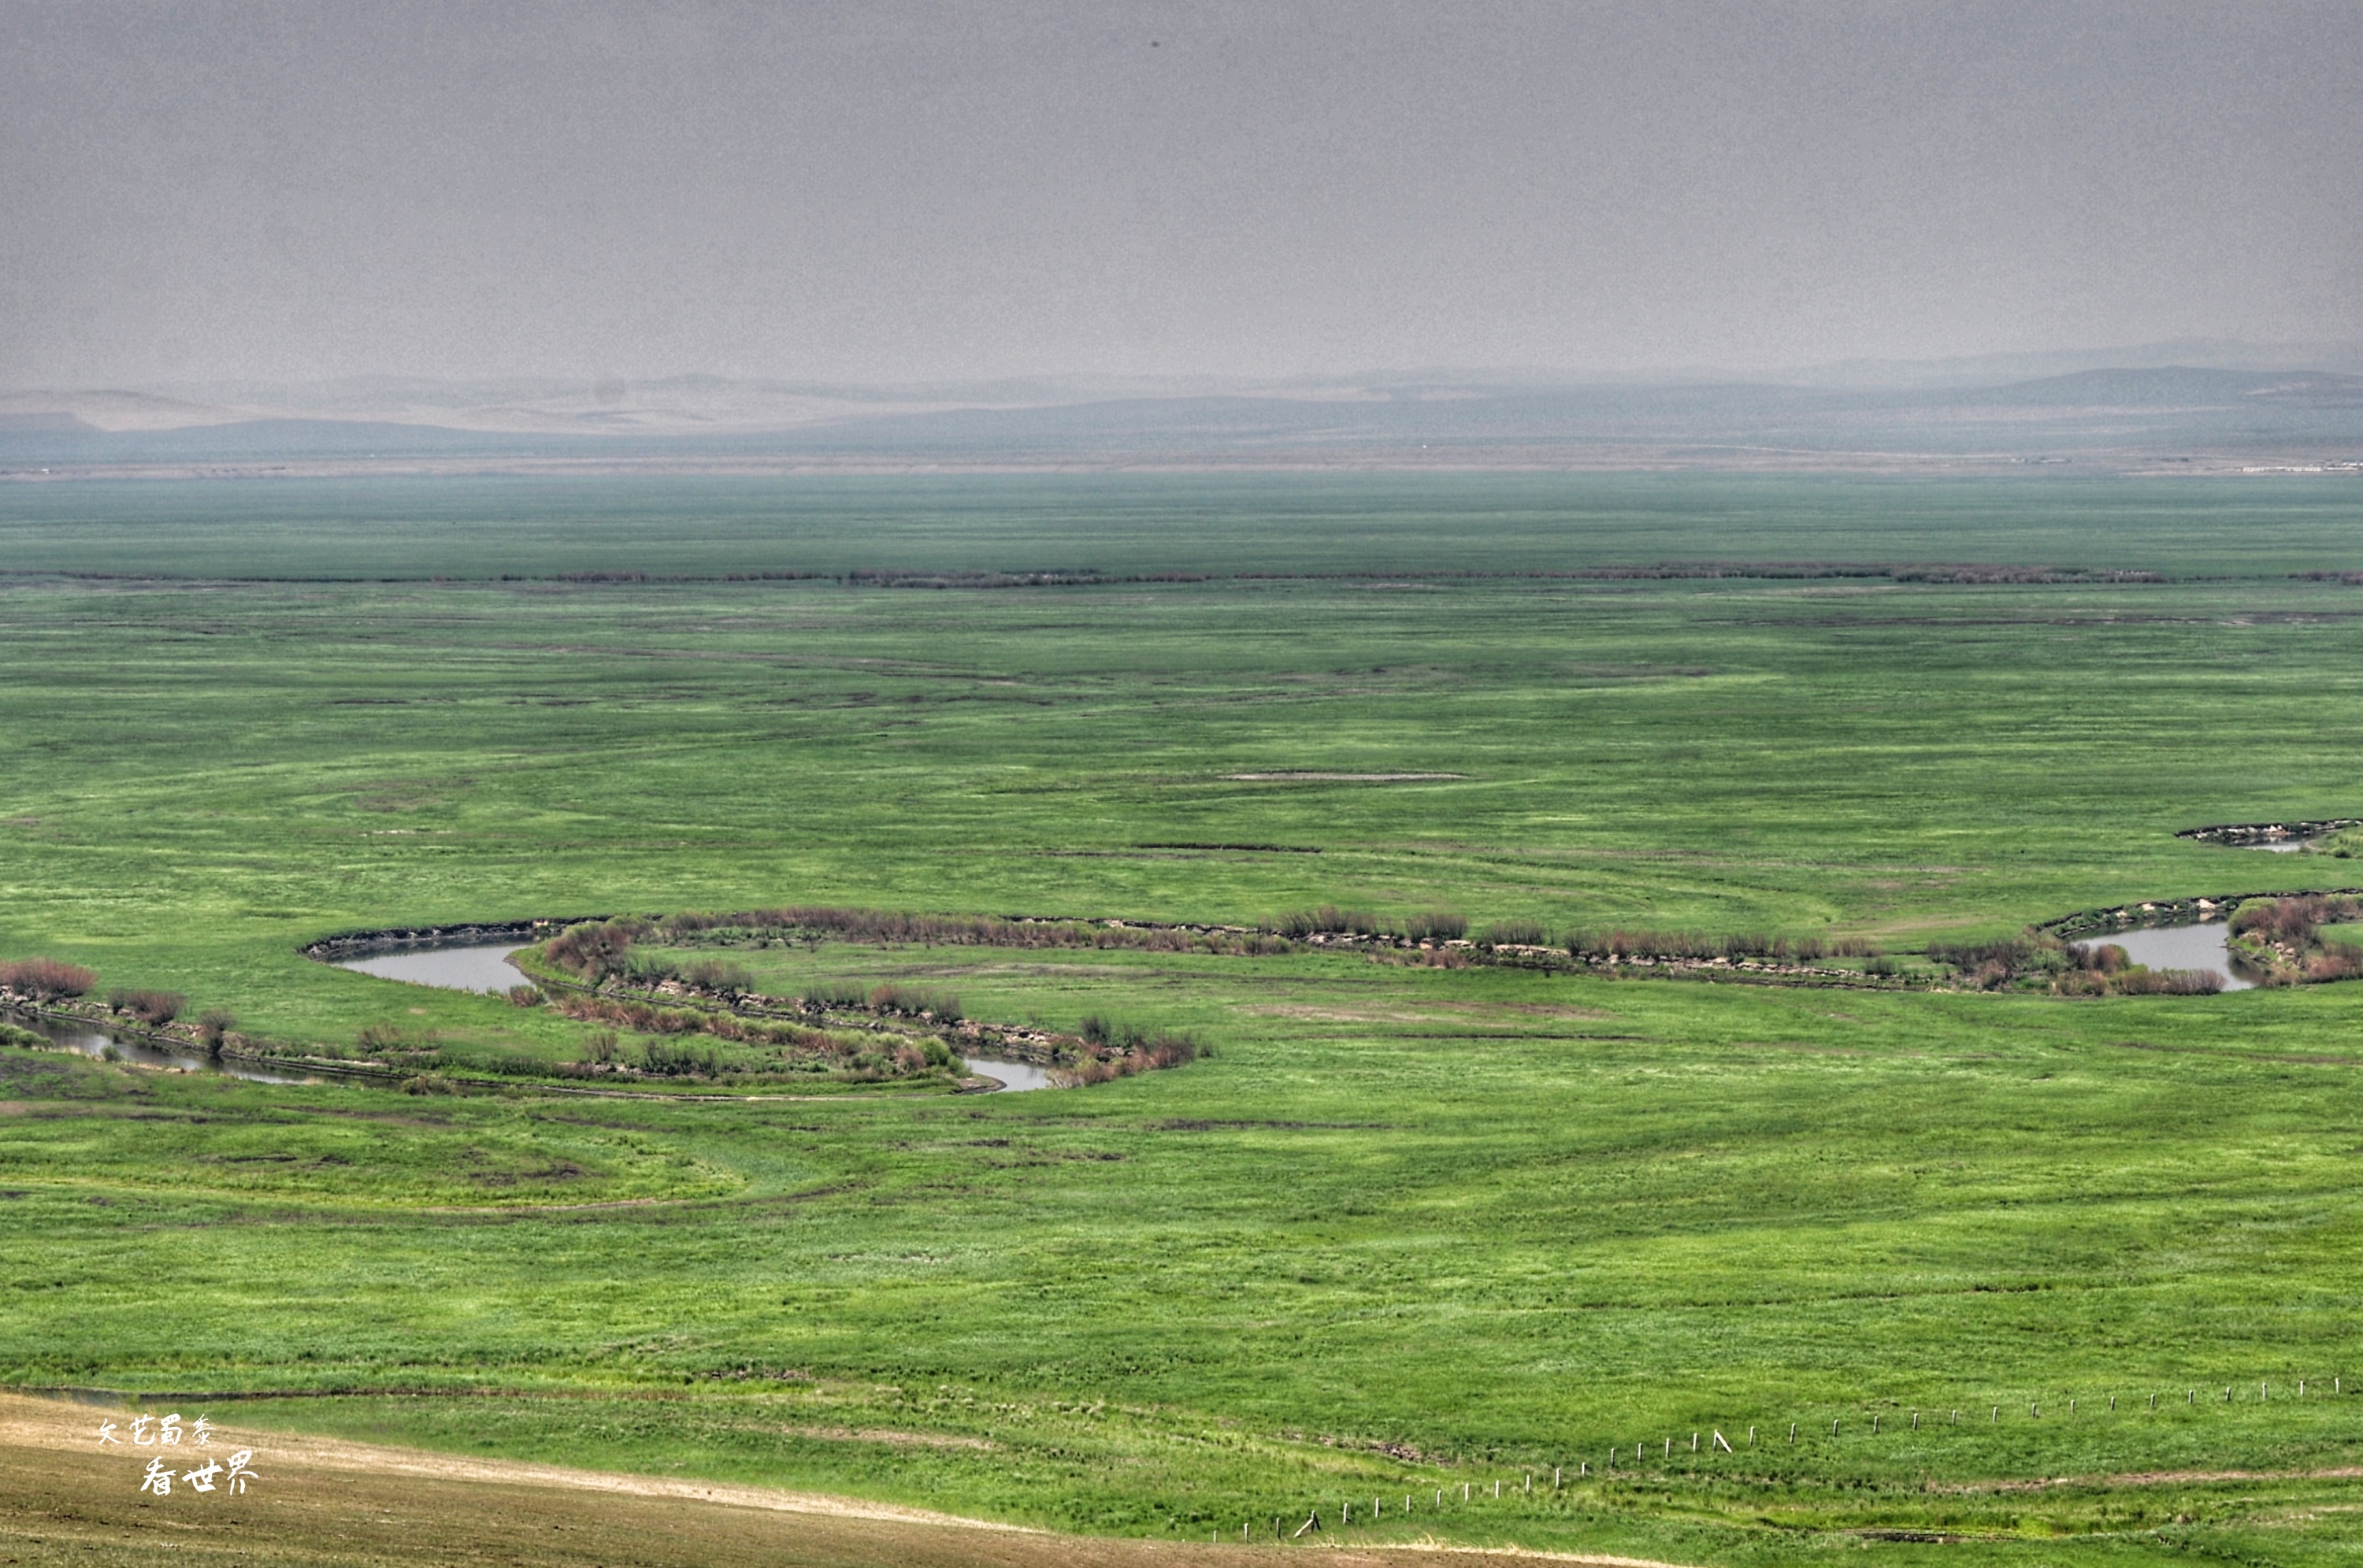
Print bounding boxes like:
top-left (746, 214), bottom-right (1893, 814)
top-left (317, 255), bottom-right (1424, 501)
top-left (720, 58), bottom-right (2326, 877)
top-left (0, 957), bottom-right (97, 1000)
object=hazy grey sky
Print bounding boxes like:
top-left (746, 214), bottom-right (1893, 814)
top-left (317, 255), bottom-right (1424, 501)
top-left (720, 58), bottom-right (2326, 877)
top-left (3, 0), bottom-right (2358, 389)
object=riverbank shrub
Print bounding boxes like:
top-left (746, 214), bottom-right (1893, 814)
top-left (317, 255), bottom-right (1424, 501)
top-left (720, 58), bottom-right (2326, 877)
top-left (2216, 896), bottom-right (2363, 984)
top-left (1277, 906), bottom-right (1384, 939)
top-left (2066, 942), bottom-right (2131, 974)
top-left (542, 918), bottom-right (652, 980)
top-left (563, 904), bottom-right (1319, 966)
top-left (1404, 910), bottom-right (1467, 943)
top-left (639, 1039), bottom-right (723, 1077)
top-left (0, 957), bottom-right (97, 1000)
top-left (869, 983), bottom-right (960, 1019)
top-left (106, 987), bottom-right (184, 1025)
top-left (552, 991), bottom-right (850, 1055)
top-left (1564, 929), bottom-right (1851, 964)
top-left (681, 958), bottom-right (753, 994)
top-left (2233, 895), bottom-right (2361, 948)
top-left (2116, 967), bottom-right (2224, 995)
top-left (1068, 1029), bottom-right (1198, 1084)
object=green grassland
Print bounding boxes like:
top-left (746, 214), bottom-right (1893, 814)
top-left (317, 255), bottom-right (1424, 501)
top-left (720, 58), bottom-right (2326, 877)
top-left (9, 473), bottom-right (2363, 1562)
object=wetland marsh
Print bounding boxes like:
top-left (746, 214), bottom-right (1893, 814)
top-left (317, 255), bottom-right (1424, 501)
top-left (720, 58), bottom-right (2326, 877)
top-left (9, 473), bottom-right (2363, 1563)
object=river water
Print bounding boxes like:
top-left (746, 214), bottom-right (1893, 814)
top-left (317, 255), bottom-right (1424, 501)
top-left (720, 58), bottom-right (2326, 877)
top-left (6, 1010), bottom-right (328, 1083)
top-left (963, 1057), bottom-right (1053, 1091)
top-left (2090, 922), bottom-right (2254, 992)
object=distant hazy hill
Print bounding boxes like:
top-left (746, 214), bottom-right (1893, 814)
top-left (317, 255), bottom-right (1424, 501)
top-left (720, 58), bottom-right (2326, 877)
top-left (3, 365), bottom-right (2359, 471)
top-left (1959, 367), bottom-right (2363, 408)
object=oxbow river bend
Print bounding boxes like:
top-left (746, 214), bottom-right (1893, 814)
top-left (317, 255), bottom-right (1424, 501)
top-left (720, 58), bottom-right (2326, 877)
top-left (329, 941), bottom-right (1051, 1088)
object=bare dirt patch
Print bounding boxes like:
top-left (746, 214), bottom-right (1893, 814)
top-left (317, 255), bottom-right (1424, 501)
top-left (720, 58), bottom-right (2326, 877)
top-left (0, 1390), bottom-right (1684, 1567)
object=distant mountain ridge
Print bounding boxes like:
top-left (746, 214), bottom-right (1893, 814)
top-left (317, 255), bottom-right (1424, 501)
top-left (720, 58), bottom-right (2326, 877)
top-left (4, 363), bottom-right (2360, 473)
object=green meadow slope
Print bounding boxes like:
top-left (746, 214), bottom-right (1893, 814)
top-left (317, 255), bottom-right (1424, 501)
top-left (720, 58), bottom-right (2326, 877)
top-left (6, 473), bottom-right (2363, 1564)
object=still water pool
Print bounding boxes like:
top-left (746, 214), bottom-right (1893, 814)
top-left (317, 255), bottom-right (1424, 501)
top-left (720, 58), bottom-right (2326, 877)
top-left (962, 1057), bottom-right (1053, 1092)
top-left (332, 943), bottom-right (529, 992)
top-left (2091, 922), bottom-right (2252, 992)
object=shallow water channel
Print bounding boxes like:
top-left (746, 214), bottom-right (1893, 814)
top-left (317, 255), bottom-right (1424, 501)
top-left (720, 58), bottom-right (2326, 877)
top-left (5, 1009), bottom-right (328, 1084)
top-left (2090, 922), bottom-right (2253, 992)
top-left (328, 940), bottom-right (1051, 1090)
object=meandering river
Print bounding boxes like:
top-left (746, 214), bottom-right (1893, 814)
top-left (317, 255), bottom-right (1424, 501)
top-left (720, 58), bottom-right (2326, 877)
top-left (325, 940), bottom-right (1051, 1089)
top-left (6, 1010), bottom-right (328, 1083)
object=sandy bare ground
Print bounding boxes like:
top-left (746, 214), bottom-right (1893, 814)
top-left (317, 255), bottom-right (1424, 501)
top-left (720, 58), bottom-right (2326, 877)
top-left (0, 1392), bottom-right (1688, 1568)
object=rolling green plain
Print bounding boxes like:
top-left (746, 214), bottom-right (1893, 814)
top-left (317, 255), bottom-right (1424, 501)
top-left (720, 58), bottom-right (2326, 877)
top-left (8, 473), bottom-right (2363, 1564)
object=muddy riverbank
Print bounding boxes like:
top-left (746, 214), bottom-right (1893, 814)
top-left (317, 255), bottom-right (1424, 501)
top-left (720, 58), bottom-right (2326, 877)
top-left (2178, 820), bottom-right (2360, 851)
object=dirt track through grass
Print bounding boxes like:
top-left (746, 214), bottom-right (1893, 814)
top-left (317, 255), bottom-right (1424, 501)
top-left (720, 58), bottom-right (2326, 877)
top-left (0, 1395), bottom-right (1679, 1568)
